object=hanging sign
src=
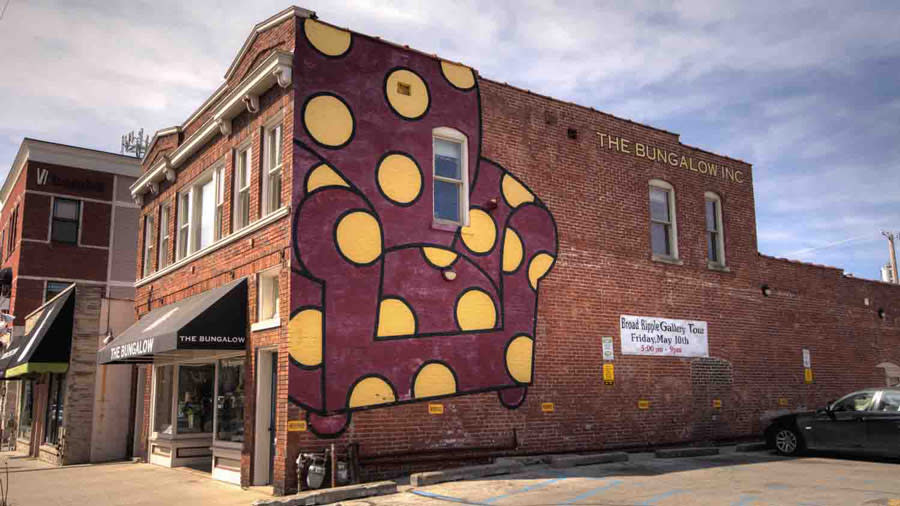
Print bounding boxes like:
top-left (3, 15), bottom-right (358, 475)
top-left (602, 336), bottom-right (615, 361)
top-left (620, 315), bottom-right (708, 357)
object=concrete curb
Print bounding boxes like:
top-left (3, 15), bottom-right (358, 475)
top-left (548, 452), bottom-right (629, 468)
top-left (410, 462), bottom-right (525, 487)
top-left (735, 442), bottom-right (768, 452)
top-left (654, 447), bottom-right (719, 458)
top-left (252, 481), bottom-right (397, 506)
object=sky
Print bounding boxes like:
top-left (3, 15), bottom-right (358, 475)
top-left (1, 0), bottom-right (899, 280)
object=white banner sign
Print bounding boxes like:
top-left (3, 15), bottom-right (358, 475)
top-left (620, 315), bottom-right (709, 357)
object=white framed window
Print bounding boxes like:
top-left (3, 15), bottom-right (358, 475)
top-left (158, 204), bottom-right (170, 269)
top-left (214, 165), bottom-right (225, 240)
top-left (252, 269), bottom-right (280, 331)
top-left (432, 127), bottom-right (469, 226)
top-left (705, 192), bottom-right (725, 267)
top-left (649, 179), bottom-right (678, 260)
top-left (176, 167), bottom-right (226, 260)
top-left (176, 192), bottom-right (191, 260)
top-left (262, 122), bottom-right (284, 216)
top-left (233, 145), bottom-right (251, 231)
top-left (142, 213), bottom-right (155, 277)
top-left (51, 198), bottom-right (80, 244)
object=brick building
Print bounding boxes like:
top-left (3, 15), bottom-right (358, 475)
top-left (105, 6), bottom-right (900, 494)
top-left (0, 139), bottom-right (142, 465)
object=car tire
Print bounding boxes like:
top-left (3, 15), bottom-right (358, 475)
top-left (773, 426), bottom-right (803, 456)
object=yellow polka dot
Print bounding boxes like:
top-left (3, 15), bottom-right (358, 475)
top-left (377, 298), bottom-right (416, 337)
top-left (304, 19), bottom-right (351, 57)
top-left (377, 153), bottom-right (422, 204)
top-left (304, 94), bottom-right (354, 147)
top-left (455, 288), bottom-right (496, 331)
top-left (414, 363), bottom-right (457, 398)
top-left (460, 209), bottom-right (496, 254)
top-left (501, 174), bottom-right (535, 208)
top-left (502, 228), bottom-right (523, 273)
top-left (440, 61), bottom-right (475, 90)
top-left (506, 335), bottom-right (534, 383)
top-left (306, 164), bottom-right (349, 192)
top-left (349, 377), bottom-right (395, 408)
top-left (385, 69), bottom-right (429, 119)
top-left (528, 253), bottom-right (555, 290)
top-left (288, 309), bottom-right (322, 367)
top-left (422, 247), bottom-right (457, 268)
top-left (335, 211), bottom-right (382, 265)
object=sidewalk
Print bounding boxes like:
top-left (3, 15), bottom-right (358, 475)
top-left (0, 451), bottom-right (270, 506)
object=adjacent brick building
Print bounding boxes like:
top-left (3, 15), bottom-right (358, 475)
top-left (0, 139), bottom-right (141, 465)
top-left (111, 6), bottom-right (900, 495)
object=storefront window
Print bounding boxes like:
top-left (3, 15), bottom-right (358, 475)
top-left (44, 374), bottom-right (66, 445)
top-left (177, 364), bottom-right (214, 434)
top-left (154, 365), bottom-right (174, 434)
top-left (216, 358), bottom-right (245, 443)
top-left (18, 380), bottom-right (33, 439)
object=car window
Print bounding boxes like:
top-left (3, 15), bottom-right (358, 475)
top-left (876, 392), bottom-right (900, 412)
top-left (832, 392), bottom-right (875, 412)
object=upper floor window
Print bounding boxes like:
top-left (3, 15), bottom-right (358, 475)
top-left (176, 168), bottom-right (225, 260)
top-left (45, 281), bottom-right (70, 302)
top-left (142, 213), bottom-right (155, 277)
top-left (705, 192), bottom-right (725, 267)
top-left (8, 205), bottom-right (18, 254)
top-left (262, 122), bottom-right (283, 216)
top-left (234, 146), bottom-right (251, 230)
top-left (51, 198), bottom-right (80, 244)
top-left (649, 180), bottom-right (677, 259)
top-left (432, 127), bottom-right (469, 226)
top-left (214, 166), bottom-right (225, 241)
top-left (158, 204), bottom-right (171, 269)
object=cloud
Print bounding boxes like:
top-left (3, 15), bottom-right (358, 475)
top-left (1, 0), bottom-right (899, 280)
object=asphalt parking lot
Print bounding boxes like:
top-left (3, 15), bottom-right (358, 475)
top-left (363, 447), bottom-right (900, 506)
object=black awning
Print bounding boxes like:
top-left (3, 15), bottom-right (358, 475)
top-left (97, 278), bottom-right (248, 365)
top-left (4, 285), bottom-right (75, 379)
top-left (0, 334), bottom-right (24, 380)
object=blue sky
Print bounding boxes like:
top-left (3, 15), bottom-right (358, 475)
top-left (1, 0), bottom-right (899, 280)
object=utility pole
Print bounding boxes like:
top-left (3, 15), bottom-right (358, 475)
top-left (882, 231), bottom-right (898, 284)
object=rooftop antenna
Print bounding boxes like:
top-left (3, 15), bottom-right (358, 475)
top-left (121, 128), bottom-right (150, 159)
top-left (881, 231), bottom-right (898, 284)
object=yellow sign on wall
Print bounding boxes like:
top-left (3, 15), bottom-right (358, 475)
top-left (712, 399), bottom-right (722, 409)
top-left (778, 398), bottom-right (789, 407)
top-left (804, 368), bottom-right (813, 384)
top-left (541, 402), bottom-right (555, 413)
top-left (428, 403), bottom-right (444, 415)
top-left (287, 420), bottom-right (307, 432)
top-left (602, 363), bottom-right (615, 385)
top-left (637, 400), bottom-right (650, 410)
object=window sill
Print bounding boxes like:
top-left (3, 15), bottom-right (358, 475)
top-left (707, 262), bottom-right (731, 272)
top-left (431, 221), bottom-right (460, 232)
top-left (136, 206), bottom-right (289, 287)
top-left (251, 318), bottom-right (281, 332)
top-left (651, 254), bottom-right (683, 266)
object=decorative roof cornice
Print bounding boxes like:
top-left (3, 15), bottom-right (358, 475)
top-left (130, 50), bottom-right (294, 201)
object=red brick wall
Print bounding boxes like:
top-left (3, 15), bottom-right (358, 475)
top-left (133, 15), bottom-right (296, 494)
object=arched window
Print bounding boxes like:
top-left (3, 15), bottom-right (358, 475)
top-left (649, 179), bottom-right (678, 260)
top-left (705, 191), bottom-right (725, 267)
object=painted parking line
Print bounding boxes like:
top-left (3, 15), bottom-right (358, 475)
top-left (482, 477), bottom-right (566, 504)
top-left (636, 489), bottom-right (687, 505)
top-left (411, 489), bottom-right (481, 505)
top-left (558, 479), bottom-right (624, 505)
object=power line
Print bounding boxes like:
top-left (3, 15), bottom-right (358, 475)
top-left (0, 0), bottom-right (10, 21)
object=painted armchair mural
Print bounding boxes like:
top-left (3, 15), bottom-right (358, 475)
top-left (289, 19), bottom-right (558, 436)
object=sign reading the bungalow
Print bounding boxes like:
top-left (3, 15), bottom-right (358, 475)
top-left (179, 335), bottom-right (246, 346)
top-left (620, 315), bottom-right (709, 358)
top-left (597, 132), bottom-right (745, 184)
top-left (109, 338), bottom-right (155, 361)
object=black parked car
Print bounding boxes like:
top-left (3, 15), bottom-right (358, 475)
top-left (765, 388), bottom-right (900, 456)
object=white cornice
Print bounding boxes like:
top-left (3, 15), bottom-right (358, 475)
top-left (142, 126), bottom-right (181, 164)
top-left (224, 6), bottom-right (314, 81)
top-left (1, 139), bottom-right (141, 209)
top-left (131, 50), bottom-right (293, 199)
